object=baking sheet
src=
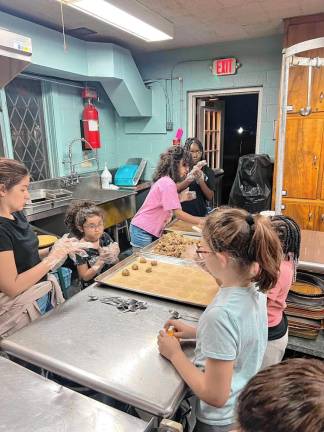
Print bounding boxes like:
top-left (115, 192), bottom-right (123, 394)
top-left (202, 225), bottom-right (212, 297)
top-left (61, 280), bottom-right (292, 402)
top-left (142, 233), bottom-right (200, 259)
top-left (164, 219), bottom-right (202, 236)
top-left (96, 254), bottom-right (219, 307)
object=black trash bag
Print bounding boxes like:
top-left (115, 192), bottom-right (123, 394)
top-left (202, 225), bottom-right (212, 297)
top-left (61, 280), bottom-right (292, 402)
top-left (229, 154), bottom-right (274, 213)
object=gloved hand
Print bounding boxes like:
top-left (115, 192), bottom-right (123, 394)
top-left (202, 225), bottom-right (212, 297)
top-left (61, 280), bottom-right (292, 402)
top-left (99, 242), bottom-right (120, 265)
top-left (194, 169), bottom-right (204, 184)
top-left (43, 235), bottom-right (92, 271)
top-left (179, 188), bottom-right (196, 202)
top-left (187, 165), bottom-right (202, 181)
top-left (196, 160), bottom-right (207, 169)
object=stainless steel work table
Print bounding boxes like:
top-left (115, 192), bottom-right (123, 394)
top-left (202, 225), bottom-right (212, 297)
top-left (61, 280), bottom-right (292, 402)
top-left (0, 356), bottom-right (151, 432)
top-left (1, 285), bottom-right (200, 418)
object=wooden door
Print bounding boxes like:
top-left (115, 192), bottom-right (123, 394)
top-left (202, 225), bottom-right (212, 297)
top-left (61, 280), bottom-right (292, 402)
top-left (197, 101), bottom-right (224, 169)
top-left (282, 201), bottom-right (315, 230)
top-left (316, 207), bottom-right (324, 232)
top-left (283, 118), bottom-right (324, 199)
top-left (312, 56), bottom-right (324, 113)
top-left (287, 67), bottom-right (308, 113)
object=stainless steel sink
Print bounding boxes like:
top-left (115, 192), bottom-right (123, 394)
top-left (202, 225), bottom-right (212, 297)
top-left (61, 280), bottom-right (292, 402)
top-left (24, 188), bottom-right (73, 216)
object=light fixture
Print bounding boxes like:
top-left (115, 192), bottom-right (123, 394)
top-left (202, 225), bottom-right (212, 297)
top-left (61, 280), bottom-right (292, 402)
top-left (59, 0), bottom-right (173, 42)
top-left (237, 127), bottom-right (244, 134)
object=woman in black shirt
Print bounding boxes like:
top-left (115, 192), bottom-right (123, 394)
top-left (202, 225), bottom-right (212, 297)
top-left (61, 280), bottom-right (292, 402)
top-left (0, 158), bottom-right (83, 337)
top-left (179, 138), bottom-right (216, 216)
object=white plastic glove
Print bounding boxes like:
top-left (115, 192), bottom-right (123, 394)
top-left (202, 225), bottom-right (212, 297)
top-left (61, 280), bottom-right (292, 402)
top-left (196, 160), bottom-right (207, 169)
top-left (99, 242), bottom-right (120, 265)
top-left (43, 234), bottom-right (92, 271)
top-left (179, 188), bottom-right (196, 203)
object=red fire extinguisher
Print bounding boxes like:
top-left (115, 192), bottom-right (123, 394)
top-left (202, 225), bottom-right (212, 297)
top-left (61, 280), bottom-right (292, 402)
top-left (82, 88), bottom-right (101, 149)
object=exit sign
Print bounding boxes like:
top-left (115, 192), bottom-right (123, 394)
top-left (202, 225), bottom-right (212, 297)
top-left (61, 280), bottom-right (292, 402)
top-left (213, 58), bottom-right (237, 76)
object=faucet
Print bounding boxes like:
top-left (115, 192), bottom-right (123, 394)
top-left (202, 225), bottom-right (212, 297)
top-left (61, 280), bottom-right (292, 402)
top-left (62, 138), bottom-right (101, 187)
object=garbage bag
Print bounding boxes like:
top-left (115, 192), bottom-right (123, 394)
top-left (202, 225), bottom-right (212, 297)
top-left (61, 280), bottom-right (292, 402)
top-left (229, 154), bottom-right (274, 213)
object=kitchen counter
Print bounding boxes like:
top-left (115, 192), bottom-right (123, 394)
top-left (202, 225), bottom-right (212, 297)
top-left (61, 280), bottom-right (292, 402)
top-left (288, 332), bottom-right (324, 359)
top-left (1, 285), bottom-right (201, 418)
top-left (0, 356), bottom-right (151, 432)
top-left (27, 175), bottom-right (136, 236)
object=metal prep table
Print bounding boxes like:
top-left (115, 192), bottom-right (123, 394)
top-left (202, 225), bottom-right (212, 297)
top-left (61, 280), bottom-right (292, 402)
top-left (0, 356), bottom-right (152, 432)
top-left (288, 332), bottom-right (324, 359)
top-left (0, 285), bottom-right (201, 418)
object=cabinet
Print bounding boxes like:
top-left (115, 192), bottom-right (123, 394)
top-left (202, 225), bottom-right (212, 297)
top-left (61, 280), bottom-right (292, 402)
top-left (274, 13), bottom-right (324, 231)
top-left (281, 201), bottom-right (316, 230)
top-left (281, 201), bottom-right (324, 231)
top-left (283, 118), bottom-right (324, 200)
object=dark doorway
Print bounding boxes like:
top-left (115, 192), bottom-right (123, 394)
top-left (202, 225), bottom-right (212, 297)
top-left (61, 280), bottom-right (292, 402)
top-left (222, 93), bottom-right (258, 203)
top-left (195, 92), bottom-right (259, 204)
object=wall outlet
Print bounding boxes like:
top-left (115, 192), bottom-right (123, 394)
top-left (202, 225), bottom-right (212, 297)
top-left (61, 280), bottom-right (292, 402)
top-left (166, 121), bottom-right (173, 131)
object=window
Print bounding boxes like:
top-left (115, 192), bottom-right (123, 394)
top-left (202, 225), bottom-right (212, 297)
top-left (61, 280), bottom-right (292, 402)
top-left (5, 77), bottom-right (50, 181)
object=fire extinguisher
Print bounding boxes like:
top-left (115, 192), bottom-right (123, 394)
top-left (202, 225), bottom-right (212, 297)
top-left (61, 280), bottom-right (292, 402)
top-left (81, 88), bottom-right (101, 149)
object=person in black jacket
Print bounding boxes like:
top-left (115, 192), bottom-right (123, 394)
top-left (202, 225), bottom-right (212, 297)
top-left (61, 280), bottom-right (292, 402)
top-left (178, 138), bottom-right (216, 217)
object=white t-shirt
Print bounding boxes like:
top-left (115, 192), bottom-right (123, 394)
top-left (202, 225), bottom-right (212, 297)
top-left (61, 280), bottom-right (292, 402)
top-left (194, 285), bottom-right (268, 426)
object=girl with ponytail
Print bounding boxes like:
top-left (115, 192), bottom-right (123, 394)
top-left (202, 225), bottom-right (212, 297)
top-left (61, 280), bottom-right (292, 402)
top-left (158, 207), bottom-right (282, 431)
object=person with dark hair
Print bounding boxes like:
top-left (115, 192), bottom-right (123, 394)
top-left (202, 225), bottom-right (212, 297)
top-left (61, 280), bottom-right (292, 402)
top-left (130, 146), bottom-right (204, 249)
top-left (158, 207), bottom-right (282, 431)
top-left (0, 158), bottom-right (84, 337)
top-left (261, 215), bottom-right (301, 368)
top-left (237, 358), bottom-right (324, 432)
top-left (178, 138), bottom-right (216, 216)
top-left (64, 200), bottom-right (119, 288)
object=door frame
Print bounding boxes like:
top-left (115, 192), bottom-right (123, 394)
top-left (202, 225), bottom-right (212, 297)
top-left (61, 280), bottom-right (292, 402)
top-left (187, 86), bottom-right (263, 154)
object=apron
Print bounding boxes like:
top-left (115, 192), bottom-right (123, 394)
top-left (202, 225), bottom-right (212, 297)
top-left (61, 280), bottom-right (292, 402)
top-left (0, 274), bottom-right (64, 338)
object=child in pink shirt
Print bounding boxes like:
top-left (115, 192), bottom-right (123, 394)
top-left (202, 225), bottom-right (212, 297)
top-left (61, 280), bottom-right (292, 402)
top-left (130, 146), bottom-right (203, 248)
top-left (262, 215), bottom-right (301, 368)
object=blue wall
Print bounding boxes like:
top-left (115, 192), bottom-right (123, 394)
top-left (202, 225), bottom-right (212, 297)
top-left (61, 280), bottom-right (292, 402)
top-left (116, 35), bottom-right (283, 179)
top-left (0, 9), bottom-right (283, 181)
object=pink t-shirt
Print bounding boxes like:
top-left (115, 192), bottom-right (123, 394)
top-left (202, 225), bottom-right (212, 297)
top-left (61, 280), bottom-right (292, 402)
top-left (131, 176), bottom-right (181, 237)
top-left (267, 259), bottom-right (294, 327)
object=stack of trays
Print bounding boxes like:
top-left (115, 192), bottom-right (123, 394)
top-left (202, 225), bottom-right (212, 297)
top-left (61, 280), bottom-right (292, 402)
top-left (286, 272), bottom-right (324, 339)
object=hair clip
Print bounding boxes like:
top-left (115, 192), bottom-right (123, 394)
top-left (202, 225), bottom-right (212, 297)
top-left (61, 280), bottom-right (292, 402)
top-left (246, 214), bottom-right (254, 226)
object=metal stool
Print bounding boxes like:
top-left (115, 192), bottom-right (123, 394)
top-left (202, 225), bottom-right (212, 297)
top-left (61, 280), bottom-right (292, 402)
top-left (113, 220), bottom-right (130, 244)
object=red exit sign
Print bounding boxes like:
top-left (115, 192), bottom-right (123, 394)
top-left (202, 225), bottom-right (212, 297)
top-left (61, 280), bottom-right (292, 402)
top-left (213, 58), bottom-right (237, 76)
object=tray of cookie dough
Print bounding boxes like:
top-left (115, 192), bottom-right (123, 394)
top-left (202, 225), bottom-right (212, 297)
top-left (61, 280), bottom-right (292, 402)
top-left (141, 232), bottom-right (201, 259)
top-left (95, 253), bottom-right (219, 307)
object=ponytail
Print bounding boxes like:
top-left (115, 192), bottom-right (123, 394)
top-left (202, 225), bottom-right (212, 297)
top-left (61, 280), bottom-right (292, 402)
top-left (249, 214), bottom-right (283, 292)
top-left (203, 207), bottom-right (282, 293)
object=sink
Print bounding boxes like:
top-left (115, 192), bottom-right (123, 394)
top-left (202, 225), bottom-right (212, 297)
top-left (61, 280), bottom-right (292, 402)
top-left (24, 188), bottom-right (73, 215)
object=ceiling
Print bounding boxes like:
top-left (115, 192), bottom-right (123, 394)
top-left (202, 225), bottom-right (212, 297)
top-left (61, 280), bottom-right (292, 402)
top-left (0, 0), bottom-right (323, 53)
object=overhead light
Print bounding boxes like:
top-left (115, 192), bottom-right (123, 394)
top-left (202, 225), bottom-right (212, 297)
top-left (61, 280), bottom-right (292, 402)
top-left (237, 127), bottom-right (244, 134)
top-left (59, 0), bottom-right (173, 42)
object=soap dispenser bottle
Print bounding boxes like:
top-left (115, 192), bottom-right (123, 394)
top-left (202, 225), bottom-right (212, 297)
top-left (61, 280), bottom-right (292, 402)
top-left (101, 163), bottom-right (112, 189)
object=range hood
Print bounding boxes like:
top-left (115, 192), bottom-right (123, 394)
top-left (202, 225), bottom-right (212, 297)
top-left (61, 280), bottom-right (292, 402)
top-left (0, 28), bottom-right (32, 88)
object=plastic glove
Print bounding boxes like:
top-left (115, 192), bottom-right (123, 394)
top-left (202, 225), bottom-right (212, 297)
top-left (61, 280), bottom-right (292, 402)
top-left (179, 188), bottom-right (196, 203)
top-left (195, 169), bottom-right (205, 184)
top-left (99, 242), bottom-right (120, 265)
top-left (44, 235), bottom-right (92, 271)
top-left (196, 160), bottom-right (207, 169)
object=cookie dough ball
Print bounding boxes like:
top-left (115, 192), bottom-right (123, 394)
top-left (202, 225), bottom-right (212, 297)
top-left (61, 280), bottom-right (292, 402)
top-left (132, 264), bottom-right (139, 270)
top-left (139, 257), bottom-right (147, 263)
top-left (151, 260), bottom-right (158, 266)
top-left (145, 267), bottom-right (152, 273)
top-left (122, 269), bottom-right (130, 276)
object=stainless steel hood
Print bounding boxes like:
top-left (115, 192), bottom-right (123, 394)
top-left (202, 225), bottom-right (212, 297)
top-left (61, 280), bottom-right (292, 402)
top-left (0, 28), bottom-right (32, 88)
